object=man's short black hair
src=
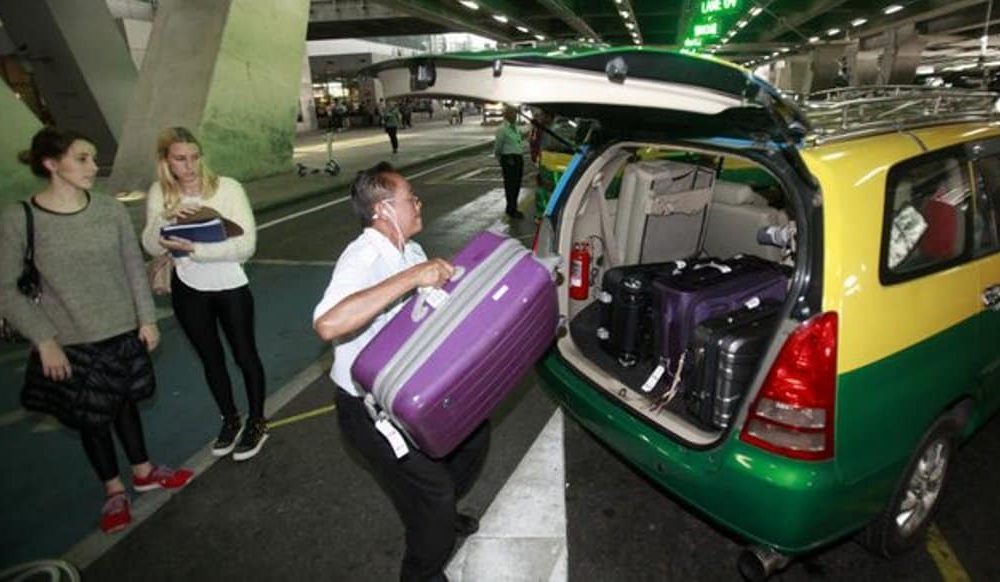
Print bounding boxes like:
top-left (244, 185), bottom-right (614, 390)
top-left (350, 161), bottom-right (399, 227)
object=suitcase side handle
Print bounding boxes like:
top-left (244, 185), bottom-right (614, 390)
top-left (411, 266), bottom-right (467, 322)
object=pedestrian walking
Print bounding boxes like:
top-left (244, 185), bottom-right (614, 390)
top-left (494, 106), bottom-right (525, 219)
top-left (313, 162), bottom-right (488, 582)
top-left (1, 127), bottom-right (193, 534)
top-left (141, 127), bottom-right (269, 462)
top-left (384, 103), bottom-right (402, 154)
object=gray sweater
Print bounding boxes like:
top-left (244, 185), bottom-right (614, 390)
top-left (0, 193), bottom-right (156, 346)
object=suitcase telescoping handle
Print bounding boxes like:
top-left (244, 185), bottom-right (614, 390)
top-left (411, 265), bottom-right (467, 322)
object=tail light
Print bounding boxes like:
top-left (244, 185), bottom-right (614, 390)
top-left (740, 311), bottom-right (838, 461)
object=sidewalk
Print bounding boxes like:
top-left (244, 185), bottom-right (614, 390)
top-left (116, 115), bottom-right (497, 216)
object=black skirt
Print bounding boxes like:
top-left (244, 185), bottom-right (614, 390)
top-left (21, 330), bottom-right (156, 429)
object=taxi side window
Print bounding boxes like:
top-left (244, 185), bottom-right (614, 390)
top-left (972, 155), bottom-right (1000, 254)
top-left (884, 153), bottom-right (971, 280)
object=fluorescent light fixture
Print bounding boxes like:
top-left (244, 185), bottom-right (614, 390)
top-left (492, 14), bottom-right (508, 23)
top-left (883, 4), bottom-right (904, 15)
top-left (915, 65), bottom-right (935, 75)
top-left (780, 47), bottom-right (790, 53)
top-left (851, 18), bottom-right (868, 27)
top-left (737, 20), bottom-right (748, 29)
top-left (558, 45), bottom-right (568, 51)
top-left (809, 36), bottom-right (821, 43)
top-left (626, 22), bottom-right (635, 30)
top-left (620, 10), bottom-right (629, 18)
top-left (750, 6), bottom-right (763, 17)
top-left (771, 51), bottom-right (779, 57)
top-left (458, 0), bottom-right (479, 10)
top-left (615, 0), bottom-right (623, 3)
top-left (827, 28), bottom-right (841, 36)
top-left (515, 25), bottom-right (529, 33)
top-left (534, 34), bottom-right (545, 41)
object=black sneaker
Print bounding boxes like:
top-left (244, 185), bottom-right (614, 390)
top-left (211, 416), bottom-right (243, 457)
top-left (232, 418), bottom-right (269, 462)
top-left (454, 513), bottom-right (479, 537)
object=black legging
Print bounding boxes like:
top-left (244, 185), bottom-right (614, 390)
top-left (170, 275), bottom-right (266, 421)
top-left (386, 127), bottom-right (399, 152)
top-left (80, 400), bottom-right (149, 482)
top-left (499, 154), bottom-right (523, 214)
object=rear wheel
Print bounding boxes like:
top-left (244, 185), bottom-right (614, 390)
top-left (860, 415), bottom-right (957, 557)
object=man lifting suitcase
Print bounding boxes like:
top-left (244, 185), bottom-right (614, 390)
top-left (313, 162), bottom-right (489, 582)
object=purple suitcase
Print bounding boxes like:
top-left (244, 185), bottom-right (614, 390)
top-left (652, 256), bottom-right (788, 371)
top-left (352, 230), bottom-right (559, 458)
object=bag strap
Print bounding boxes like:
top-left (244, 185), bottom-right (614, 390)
top-left (19, 201), bottom-right (34, 264)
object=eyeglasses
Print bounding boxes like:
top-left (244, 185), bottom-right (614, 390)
top-left (386, 195), bottom-right (421, 208)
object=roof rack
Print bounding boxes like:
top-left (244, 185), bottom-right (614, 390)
top-left (797, 85), bottom-right (999, 143)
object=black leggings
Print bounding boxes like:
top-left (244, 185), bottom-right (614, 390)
top-left (171, 275), bottom-right (266, 420)
top-left (80, 400), bottom-right (149, 482)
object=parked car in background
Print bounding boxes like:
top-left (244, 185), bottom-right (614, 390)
top-left (370, 48), bottom-right (1000, 578)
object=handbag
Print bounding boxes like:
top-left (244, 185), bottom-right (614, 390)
top-left (147, 253), bottom-right (173, 295)
top-left (1, 201), bottom-right (40, 343)
top-left (21, 331), bottom-right (155, 429)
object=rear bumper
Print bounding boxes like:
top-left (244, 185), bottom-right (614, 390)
top-left (538, 352), bottom-right (878, 554)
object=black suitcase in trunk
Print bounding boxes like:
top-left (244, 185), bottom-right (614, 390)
top-left (685, 301), bottom-right (783, 430)
top-left (597, 262), bottom-right (682, 367)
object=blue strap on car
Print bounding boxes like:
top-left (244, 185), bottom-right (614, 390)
top-left (544, 146), bottom-right (589, 217)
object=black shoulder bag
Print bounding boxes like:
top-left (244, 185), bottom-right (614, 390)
top-left (0, 202), bottom-right (40, 342)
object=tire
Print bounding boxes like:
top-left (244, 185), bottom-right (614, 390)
top-left (860, 415), bottom-right (958, 557)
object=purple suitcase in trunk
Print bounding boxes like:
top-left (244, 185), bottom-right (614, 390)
top-left (652, 256), bottom-right (788, 371)
top-left (352, 230), bottom-right (559, 458)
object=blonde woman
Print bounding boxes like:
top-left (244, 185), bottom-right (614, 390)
top-left (141, 127), bottom-right (268, 461)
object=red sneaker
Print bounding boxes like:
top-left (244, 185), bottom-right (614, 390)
top-left (132, 465), bottom-right (194, 492)
top-left (100, 492), bottom-right (131, 534)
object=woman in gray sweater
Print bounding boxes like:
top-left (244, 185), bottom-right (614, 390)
top-left (0, 127), bottom-right (193, 534)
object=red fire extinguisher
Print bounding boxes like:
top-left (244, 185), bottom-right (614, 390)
top-left (569, 241), bottom-right (591, 300)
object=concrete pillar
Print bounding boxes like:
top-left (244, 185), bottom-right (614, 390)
top-left (0, 0), bottom-right (139, 168)
top-left (110, 0), bottom-right (311, 193)
top-left (0, 81), bottom-right (45, 206)
top-left (296, 50), bottom-right (318, 133)
top-left (879, 25), bottom-right (926, 85)
top-left (810, 43), bottom-right (854, 92)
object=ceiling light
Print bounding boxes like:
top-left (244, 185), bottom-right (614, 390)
top-left (558, 45), bottom-right (568, 51)
top-left (737, 20), bottom-right (748, 29)
top-left (492, 14), bottom-right (508, 23)
top-left (809, 36), bottom-right (820, 43)
top-left (771, 51), bottom-right (779, 57)
top-left (827, 28), bottom-right (841, 36)
top-left (883, 4), bottom-right (904, 15)
top-left (749, 6), bottom-right (763, 17)
top-left (626, 22), bottom-right (635, 30)
top-left (534, 34), bottom-right (545, 41)
top-left (615, 0), bottom-right (623, 3)
top-left (850, 18), bottom-right (868, 27)
top-left (780, 47), bottom-right (790, 53)
top-left (458, 0), bottom-right (479, 10)
top-left (515, 25), bottom-right (528, 33)
top-left (620, 10), bottom-right (629, 18)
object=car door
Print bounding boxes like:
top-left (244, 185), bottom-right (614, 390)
top-left (968, 138), bottom-right (1000, 417)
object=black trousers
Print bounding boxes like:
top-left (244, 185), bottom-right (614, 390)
top-left (171, 275), bottom-right (266, 420)
top-left (336, 389), bottom-right (490, 582)
top-left (80, 400), bottom-right (149, 482)
top-left (386, 127), bottom-right (399, 152)
top-left (499, 154), bottom-right (523, 214)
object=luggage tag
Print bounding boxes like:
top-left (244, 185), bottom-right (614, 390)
top-left (411, 266), bottom-right (467, 322)
top-left (364, 393), bottom-right (410, 459)
top-left (640, 362), bottom-right (666, 393)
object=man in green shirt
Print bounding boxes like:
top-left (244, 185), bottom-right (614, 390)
top-left (494, 106), bottom-right (525, 219)
top-left (384, 103), bottom-right (402, 154)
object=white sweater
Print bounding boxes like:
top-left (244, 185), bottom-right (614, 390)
top-left (142, 176), bottom-right (257, 291)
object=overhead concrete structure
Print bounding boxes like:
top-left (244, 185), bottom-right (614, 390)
top-left (0, 0), bottom-right (138, 168)
top-left (109, 0), bottom-right (311, 193)
top-left (0, 81), bottom-right (45, 206)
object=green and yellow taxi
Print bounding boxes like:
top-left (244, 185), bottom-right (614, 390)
top-left (370, 47), bottom-right (1000, 575)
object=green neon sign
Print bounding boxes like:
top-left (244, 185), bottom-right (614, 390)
top-left (683, 37), bottom-right (703, 48)
top-left (700, 0), bottom-right (740, 15)
top-left (693, 21), bottom-right (719, 37)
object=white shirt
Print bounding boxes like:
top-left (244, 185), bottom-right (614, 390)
top-left (312, 228), bottom-right (428, 396)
